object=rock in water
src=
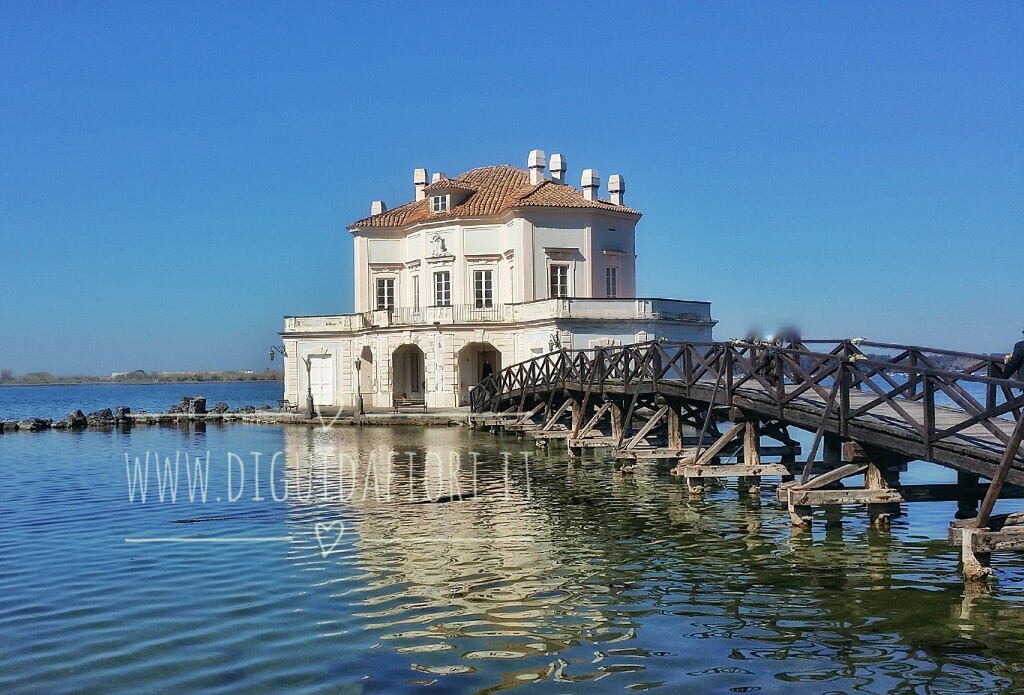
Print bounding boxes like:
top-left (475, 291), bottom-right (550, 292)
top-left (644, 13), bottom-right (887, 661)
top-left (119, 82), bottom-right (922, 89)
top-left (86, 409), bottom-right (115, 426)
top-left (114, 406), bottom-right (132, 427)
top-left (56, 409), bottom-right (88, 429)
top-left (211, 402), bottom-right (229, 414)
top-left (18, 418), bottom-right (51, 431)
top-left (179, 397), bottom-right (207, 415)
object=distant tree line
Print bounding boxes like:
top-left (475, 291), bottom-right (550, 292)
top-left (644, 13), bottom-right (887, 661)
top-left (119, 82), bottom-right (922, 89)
top-left (0, 368), bottom-right (283, 385)
top-left (110, 370), bottom-right (284, 383)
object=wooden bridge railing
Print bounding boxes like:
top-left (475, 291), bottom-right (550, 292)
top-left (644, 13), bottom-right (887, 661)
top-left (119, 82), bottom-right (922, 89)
top-left (470, 339), bottom-right (1024, 526)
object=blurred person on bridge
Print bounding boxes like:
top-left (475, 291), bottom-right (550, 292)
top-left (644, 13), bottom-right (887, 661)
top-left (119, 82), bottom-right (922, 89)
top-left (1002, 328), bottom-right (1024, 379)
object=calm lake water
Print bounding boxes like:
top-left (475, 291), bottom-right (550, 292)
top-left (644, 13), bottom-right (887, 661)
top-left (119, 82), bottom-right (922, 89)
top-left (0, 381), bottom-right (284, 421)
top-left (3, 385), bottom-right (1024, 693)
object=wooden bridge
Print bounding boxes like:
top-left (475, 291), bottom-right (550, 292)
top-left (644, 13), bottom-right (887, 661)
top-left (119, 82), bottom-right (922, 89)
top-left (469, 339), bottom-right (1024, 582)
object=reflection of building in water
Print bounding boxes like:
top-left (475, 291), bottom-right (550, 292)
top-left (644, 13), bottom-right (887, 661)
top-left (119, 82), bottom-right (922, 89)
top-left (277, 428), bottom-right (1024, 692)
top-left (280, 427), bottom-right (638, 667)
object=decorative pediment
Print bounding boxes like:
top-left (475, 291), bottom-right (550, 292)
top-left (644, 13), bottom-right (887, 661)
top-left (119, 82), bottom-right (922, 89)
top-left (369, 263), bottom-right (403, 273)
top-left (466, 254), bottom-right (502, 265)
top-left (543, 246), bottom-right (582, 261)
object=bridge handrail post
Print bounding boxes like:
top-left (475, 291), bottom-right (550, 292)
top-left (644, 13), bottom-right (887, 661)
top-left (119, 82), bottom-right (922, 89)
top-left (923, 371), bottom-right (935, 460)
top-left (650, 343), bottom-right (663, 382)
top-left (774, 345), bottom-right (785, 416)
top-left (684, 347), bottom-right (693, 394)
top-left (987, 360), bottom-right (999, 412)
top-left (840, 359), bottom-right (851, 438)
top-left (725, 346), bottom-right (734, 407)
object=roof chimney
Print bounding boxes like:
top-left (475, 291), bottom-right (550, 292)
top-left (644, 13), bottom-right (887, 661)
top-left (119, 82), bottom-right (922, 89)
top-left (528, 149), bottom-right (547, 185)
top-left (431, 171), bottom-right (447, 183)
top-left (371, 200), bottom-right (387, 216)
top-left (581, 169), bottom-right (600, 202)
top-left (414, 168), bottom-right (428, 201)
top-left (608, 174), bottom-right (625, 205)
top-left (549, 153), bottom-right (567, 184)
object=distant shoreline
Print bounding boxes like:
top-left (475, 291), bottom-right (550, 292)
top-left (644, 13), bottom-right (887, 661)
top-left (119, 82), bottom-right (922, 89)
top-left (0, 380), bottom-right (284, 388)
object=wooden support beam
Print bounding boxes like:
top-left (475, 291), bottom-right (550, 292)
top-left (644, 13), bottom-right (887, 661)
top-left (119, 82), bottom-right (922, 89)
top-left (693, 421), bottom-right (746, 468)
top-left (540, 399), bottom-right (573, 432)
top-left (624, 405), bottom-right (669, 450)
top-left (621, 448), bottom-right (689, 459)
top-left (969, 529), bottom-right (1024, 554)
top-left (576, 401), bottom-right (612, 439)
top-left (511, 402), bottom-right (545, 427)
top-left (610, 403), bottom-right (624, 443)
top-left (667, 407), bottom-right (682, 450)
top-left (794, 463), bottom-right (868, 491)
top-left (961, 528), bottom-right (992, 581)
top-left (957, 471), bottom-right (980, 520)
top-left (950, 511), bottom-right (1024, 542)
top-left (780, 450), bottom-right (796, 483)
top-left (741, 420), bottom-right (762, 495)
top-left (787, 488), bottom-right (904, 507)
top-left (687, 475), bottom-right (705, 496)
top-left (531, 428), bottom-right (572, 439)
top-left (859, 446), bottom-right (903, 528)
top-left (568, 436), bottom-right (618, 449)
top-left (681, 463), bottom-right (791, 479)
top-left (570, 397), bottom-right (585, 433)
top-left (973, 416), bottom-right (1024, 529)
top-left (824, 434), bottom-right (843, 466)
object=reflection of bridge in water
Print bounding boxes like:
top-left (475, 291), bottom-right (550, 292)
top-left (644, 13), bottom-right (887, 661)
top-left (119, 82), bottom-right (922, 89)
top-left (470, 339), bottom-right (1024, 581)
top-left (277, 426), bottom-right (1024, 691)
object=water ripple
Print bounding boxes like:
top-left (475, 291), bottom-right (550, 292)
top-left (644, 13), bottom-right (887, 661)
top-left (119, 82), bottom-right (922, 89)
top-left (2, 424), bottom-right (1024, 692)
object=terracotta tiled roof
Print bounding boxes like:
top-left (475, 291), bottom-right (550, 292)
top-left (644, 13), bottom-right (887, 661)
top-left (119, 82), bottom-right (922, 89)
top-left (422, 178), bottom-right (477, 194)
top-left (350, 165), bottom-right (641, 228)
top-left (517, 181), bottom-right (642, 215)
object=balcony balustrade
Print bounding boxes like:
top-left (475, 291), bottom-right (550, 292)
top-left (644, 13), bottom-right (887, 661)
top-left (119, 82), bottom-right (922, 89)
top-left (284, 298), bottom-right (712, 333)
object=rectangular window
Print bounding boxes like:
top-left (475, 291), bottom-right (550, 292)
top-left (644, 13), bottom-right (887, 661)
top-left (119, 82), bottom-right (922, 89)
top-left (431, 195), bottom-right (448, 213)
top-left (376, 278), bottom-right (395, 310)
top-left (433, 271), bottom-right (451, 306)
top-left (473, 269), bottom-right (493, 308)
top-left (412, 275), bottom-right (420, 311)
top-left (549, 264), bottom-right (569, 298)
top-left (605, 267), bottom-right (618, 298)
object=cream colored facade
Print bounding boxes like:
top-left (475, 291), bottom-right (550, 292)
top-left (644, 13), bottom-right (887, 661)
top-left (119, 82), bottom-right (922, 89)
top-left (281, 151), bottom-right (716, 410)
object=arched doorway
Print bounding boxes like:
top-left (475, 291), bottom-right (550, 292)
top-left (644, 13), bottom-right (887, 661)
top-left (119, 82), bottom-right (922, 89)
top-left (457, 342), bottom-right (501, 406)
top-left (392, 344), bottom-right (425, 402)
top-left (357, 346), bottom-right (373, 407)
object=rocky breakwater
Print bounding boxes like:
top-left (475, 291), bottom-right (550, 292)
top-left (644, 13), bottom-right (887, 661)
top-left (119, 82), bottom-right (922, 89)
top-left (2, 406), bottom-right (132, 433)
top-left (127, 398), bottom-right (277, 425)
top-left (3, 397), bottom-right (299, 432)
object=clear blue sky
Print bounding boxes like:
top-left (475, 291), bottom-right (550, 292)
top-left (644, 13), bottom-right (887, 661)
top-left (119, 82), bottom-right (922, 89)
top-left (1, 2), bottom-right (1021, 374)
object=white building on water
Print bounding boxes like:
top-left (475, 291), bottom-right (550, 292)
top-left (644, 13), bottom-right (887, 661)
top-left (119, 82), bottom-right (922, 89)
top-left (280, 150), bottom-right (716, 410)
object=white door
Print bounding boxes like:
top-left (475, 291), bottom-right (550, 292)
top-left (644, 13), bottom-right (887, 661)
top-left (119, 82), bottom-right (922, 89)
top-left (308, 355), bottom-right (334, 406)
